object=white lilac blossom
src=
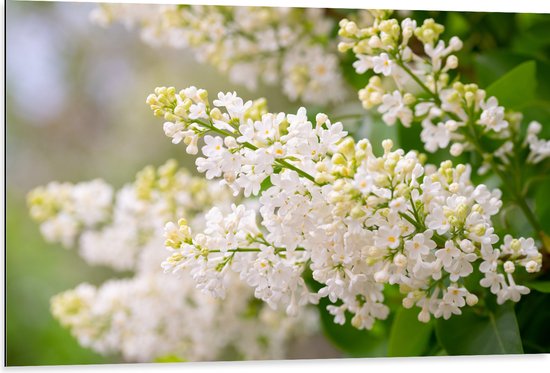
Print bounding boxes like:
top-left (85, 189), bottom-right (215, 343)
top-left (27, 179), bottom-right (114, 248)
top-left (91, 4), bottom-right (347, 106)
top-left (29, 160), bottom-right (317, 362)
top-left (526, 121), bottom-right (550, 164)
top-left (51, 272), bottom-right (315, 362)
top-left (149, 87), bottom-right (541, 328)
top-left (338, 12), bottom-right (550, 172)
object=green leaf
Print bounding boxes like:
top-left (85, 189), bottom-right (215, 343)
top-left (525, 281), bottom-right (550, 293)
top-left (444, 13), bottom-right (470, 39)
top-left (534, 179), bottom-right (550, 234)
top-left (397, 123), bottom-right (423, 153)
top-left (435, 298), bottom-right (523, 355)
top-left (474, 52), bottom-right (528, 88)
top-left (515, 291), bottom-right (550, 353)
top-left (388, 307), bottom-right (434, 357)
top-left (486, 60), bottom-right (537, 110)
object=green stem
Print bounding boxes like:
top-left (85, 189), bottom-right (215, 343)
top-left (208, 247), bottom-right (306, 254)
top-left (194, 119), bottom-right (318, 183)
top-left (395, 59), bottom-right (439, 103)
top-left (276, 159), bottom-right (316, 182)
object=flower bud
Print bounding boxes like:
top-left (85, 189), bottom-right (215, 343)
top-left (510, 239), bottom-right (521, 252)
top-left (224, 136), bottom-right (238, 149)
top-left (450, 143), bottom-right (464, 157)
top-left (350, 205), bottom-right (366, 219)
top-left (418, 309), bottom-right (431, 323)
top-left (332, 153), bottom-right (347, 166)
top-left (344, 21), bottom-right (358, 35)
top-left (316, 113), bottom-right (328, 126)
top-left (403, 93), bottom-right (416, 105)
top-left (374, 269), bottom-right (389, 283)
top-left (504, 261), bottom-right (515, 273)
top-left (526, 260), bottom-right (539, 273)
top-left (402, 297), bottom-right (414, 309)
top-left (466, 293), bottom-right (478, 306)
top-left (445, 55), bottom-right (458, 70)
top-left (338, 138), bottom-right (356, 159)
top-left (449, 36), bottom-right (463, 51)
top-left (382, 139), bottom-right (393, 153)
top-left (393, 253), bottom-right (407, 267)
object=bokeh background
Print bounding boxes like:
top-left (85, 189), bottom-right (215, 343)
top-left (6, 1), bottom-right (550, 366)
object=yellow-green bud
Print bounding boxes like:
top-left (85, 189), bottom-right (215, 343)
top-left (338, 138), bottom-right (356, 159)
top-left (209, 107), bottom-right (222, 120)
top-left (350, 205), bottom-right (366, 219)
top-left (332, 153), bottom-right (347, 166)
top-left (403, 93), bottom-right (416, 105)
top-left (510, 239), bottom-right (521, 252)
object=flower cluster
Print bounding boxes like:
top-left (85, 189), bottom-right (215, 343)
top-left (27, 179), bottom-right (113, 248)
top-left (338, 11), bottom-right (550, 168)
top-left (30, 160), bottom-right (317, 362)
top-left (162, 204), bottom-right (317, 316)
top-left (51, 272), bottom-right (315, 362)
top-left (526, 121), bottom-right (550, 164)
top-left (149, 87), bottom-right (541, 328)
top-left (147, 85), bottom-right (347, 197)
top-left (91, 4), bottom-right (347, 105)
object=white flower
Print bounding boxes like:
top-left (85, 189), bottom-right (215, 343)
top-left (188, 102), bottom-right (208, 120)
top-left (372, 53), bottom-right (393, 76)
top-left (478, 97), bottom-right (508, 132)
top-left (40, 213), bottom-right (79, 249)
top-left (421, 121), bottom-right (451, 152)
top-left (404, 231), bottom-right (436, 260)
top-left (378, 91), bottom-right (413, 127)
top-left (443, 286), bottom-right (468, 307)
top-left (353, 54), bottom-right (373, 74)
top-left (163, 122), bottom-right (188, 145)
top-left (480, 271), bottom-right (505, 293)
top-left (213, 91), bottom-right (240, 108)
top-left (201, 135), bottom-right (225, 157)
top-left (435, 241), bottom-right (460, 269)
top-left (425, 207), bottom-right (450, 234)
top-left (497, 274), bottom-right (529, 304)
top-left (479, 248), bottom-right (500, 273)
top-left (434, 300), bottom-right (461, 320)
top-left (376, 225), bottom-right (402, 250)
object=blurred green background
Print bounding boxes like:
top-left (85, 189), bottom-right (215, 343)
top-left (6, 1), bottom-right (550, 366)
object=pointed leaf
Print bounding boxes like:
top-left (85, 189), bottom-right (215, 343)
top-left (388, 307), bottom-right (434, 357)
top-left (435, 299), bottom-right (523, 355)
top-left (486, 61), bottom-right (537, 110)
top-left (525, 281), bottom-right (550, 293)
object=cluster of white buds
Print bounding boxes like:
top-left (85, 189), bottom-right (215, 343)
top-left (30, 160), bottom-right (317, 362)
top-left (91, 4), bottom-right (347, 105)
top-left (338, 11), bottom-right (550, 170)
top-left (150, 87), bottom-right (541, 328)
